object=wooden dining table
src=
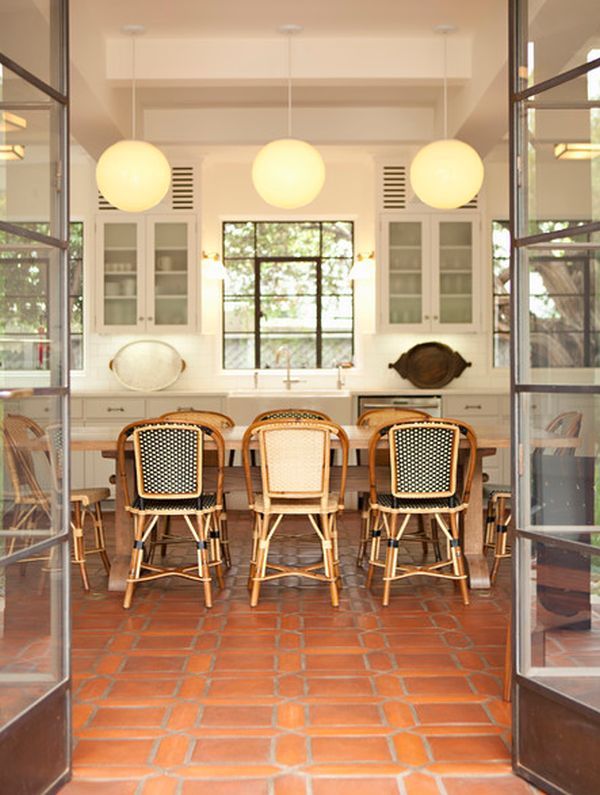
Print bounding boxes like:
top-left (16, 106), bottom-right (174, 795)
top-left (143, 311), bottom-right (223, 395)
top-left (69, 421), bottom-right (527, 593)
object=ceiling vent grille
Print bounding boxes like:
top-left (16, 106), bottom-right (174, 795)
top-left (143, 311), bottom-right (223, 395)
top-left (97, 165), bottom-right (195, 211)
top-left (380, 164), bottom-right (407, 210)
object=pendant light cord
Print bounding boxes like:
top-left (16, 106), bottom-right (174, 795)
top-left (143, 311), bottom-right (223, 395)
top-left (442, 32), bottom-right (448, 139)
top-left (287, 32), bottom-right (293, 138)
top-left (131, 33), bottom-right (137, 139)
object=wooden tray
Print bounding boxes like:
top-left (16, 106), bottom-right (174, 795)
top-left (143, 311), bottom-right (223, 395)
top-left (388, 342), bottom-right (471, 388)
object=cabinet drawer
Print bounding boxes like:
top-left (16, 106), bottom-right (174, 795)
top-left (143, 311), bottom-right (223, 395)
top-left (145, 395), bottom-right (225, 418)
top-left (84, 397), bottom-right (146, 420)
top-left (444, 395), bottom-right (501, 417)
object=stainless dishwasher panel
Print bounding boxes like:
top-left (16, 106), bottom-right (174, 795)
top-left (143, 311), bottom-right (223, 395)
top-left (357, 394), bottom-right (442, 418)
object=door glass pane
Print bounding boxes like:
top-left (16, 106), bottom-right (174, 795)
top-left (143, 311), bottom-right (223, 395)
top-left (103, 223), bottom-right (137, 327)
top-left (439, 222), bottom-right (472, 323)
top-left (0, 66), bottom-right (63, 240)
top-left (154, 222), bottom-right (188, 326)
top-left (388, 222), bottom-right (422, 324)
top-left (0, 0), bottom-right (64, 92)
top-left (0, 550), bottom-right (66, 726)
top-left (1, 393), bottom-right (66, 549)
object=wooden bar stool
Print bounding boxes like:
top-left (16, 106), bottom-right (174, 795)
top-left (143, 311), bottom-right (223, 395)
top-left (242, 418), bottom-right (348, 607)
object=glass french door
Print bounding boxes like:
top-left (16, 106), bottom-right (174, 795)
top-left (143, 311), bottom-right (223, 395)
top-left (0, 0), bottom-right (71, 791)
top-left (510, 1), bottom-right (600, 792)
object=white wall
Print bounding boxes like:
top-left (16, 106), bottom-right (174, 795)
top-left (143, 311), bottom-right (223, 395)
top-left (9, 142), bottom-right (518, 394)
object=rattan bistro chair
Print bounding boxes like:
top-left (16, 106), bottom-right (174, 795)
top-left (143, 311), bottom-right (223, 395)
top-left (159, 410), bottom-right (235, 566)
top-left (252, 408), bottom-right (332, 423)
top-left (242, 418), bottom-right (348, 607)
top-left (3, 414), bottom-right (111, 589)
top-left (118, 419), bottom-right (225, 609)
top-left (367, 419), bottom-right (477, 606)
top-left (356, 408), bottom-right (431, 566)
top-left (484, 410), bottom-right (583, 584)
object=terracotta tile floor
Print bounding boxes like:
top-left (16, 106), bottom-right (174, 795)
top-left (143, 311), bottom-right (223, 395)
top-left (61, 510), bottom-right (543, 794)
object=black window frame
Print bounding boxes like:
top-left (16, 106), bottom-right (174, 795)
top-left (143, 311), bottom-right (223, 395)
top-left (222, 220), bottom-right (355, 370)
top-left (492, 218), bottom-right (596, 368)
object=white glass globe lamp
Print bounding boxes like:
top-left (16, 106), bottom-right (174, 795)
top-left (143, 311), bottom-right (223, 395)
top-left (409, 138), bottom-right (484, 210)
top-left (96, 140), bottom-right (171, 212)
top-left (252, 138), bottom-right (325, 209)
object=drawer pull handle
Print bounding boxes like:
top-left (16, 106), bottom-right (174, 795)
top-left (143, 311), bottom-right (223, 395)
top-left (177, 406), bottom-right (194, 412)
top-left (107, 407), bottom-right (125, 412)
top-left (464, 404), bottom-right (482, 410)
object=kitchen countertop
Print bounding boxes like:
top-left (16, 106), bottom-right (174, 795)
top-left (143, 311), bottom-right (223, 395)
top-left (70, 387), bottom-right (509, 398)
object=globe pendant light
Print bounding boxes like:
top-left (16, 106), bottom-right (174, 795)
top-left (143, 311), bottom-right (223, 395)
top-left (252, 25), bottom-right (325, 209)
top-left (96, 25), bottom-right (170, 213)
top-left (409, 26), bottom-right (484, 210)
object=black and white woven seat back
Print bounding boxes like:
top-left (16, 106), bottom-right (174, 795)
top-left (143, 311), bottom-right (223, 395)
top-left (389, 424), bottom-right (459, 499)
top-left (133, 425), bottom-right (203, 499)
top-left (262, 410), bottom-right (324, 421)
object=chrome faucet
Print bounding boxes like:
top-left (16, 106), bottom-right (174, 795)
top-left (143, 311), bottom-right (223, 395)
top-left (336, 360), bottom-right (353, 390)
top-left (275, 345), bottom-right (304, 390)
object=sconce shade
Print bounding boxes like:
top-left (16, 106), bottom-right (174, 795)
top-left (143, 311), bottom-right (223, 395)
top-left (410, 138), bottom-right (484, 209)
top-left (252, 138), bottom-right (325, 209)
top-left (96, 139), bottom-right (171, 212)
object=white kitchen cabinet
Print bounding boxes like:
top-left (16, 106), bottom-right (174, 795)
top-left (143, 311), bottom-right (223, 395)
top-left (380, 213), bottom-right (480, 332)
top-left (95, 214), bottom-right (197, 333)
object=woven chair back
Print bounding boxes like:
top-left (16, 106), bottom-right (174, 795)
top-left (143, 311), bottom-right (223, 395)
top-left (357, 407), bottom-right (430, 428)
top-left (545, 411), bottom-right (582, 457)
top-left (160, 410), bottom-right (235, 429)
top-left (132, 423), bottom-right (204, 500)
top-left (253, 408), bottom-right (332, 423)
top-left (388, 421), bottom-right (461, 499)
top-left (3, 414), bottom-right (49, 504)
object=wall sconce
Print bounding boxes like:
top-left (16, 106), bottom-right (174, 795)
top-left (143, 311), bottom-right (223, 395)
top-left (0, 145), bottom-right (25, 161)
top-left (202, 251), bottom-right (227, 280)
top-left (554, 143), bottom-right (600, 160)
top-left (0, 112), bottom-right (27, 132)
top-left (348, 251), bottom-right (375, 281)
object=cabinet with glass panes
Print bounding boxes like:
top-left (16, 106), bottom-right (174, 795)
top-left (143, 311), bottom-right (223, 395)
top-left (380, 212), bottom-right (480, 332)
top-left (95, 214), bottom-right (196, 333)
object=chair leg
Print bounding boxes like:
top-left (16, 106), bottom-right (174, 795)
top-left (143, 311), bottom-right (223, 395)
top-left (159, 515), bottom-right (171, 559)
top-left (197, 514), bottom-right (213, 608)
top-left (219, 495), bottom-right (232, 568)
top-left (123, 515), bottom-right (145, 609)
top-left (72, 502), bottom-right (90, 592)
top-left (250, 514), bottom-right (269, 607)
top-left (449, 513), bottom-right (469, 606)
top-left (382, 512), bottom-right (398, 607)
top-left (416, 514), bottom-right (428, 560)
top-left (485, 494), bottom-right (497, 548)
top-left (321, 513), bottom-right (339, 608)
top-left (366, 509), bottom-right (382, 590)
top-left (491, 495), bottom-right (511, 585)
top-left (248, 513), bottom-right (261, 591)
top-left (210, 512), bottom-right (225, 590)
top-left (93, 502), bottom-right (111, 574)
top-left (503, 620), bottom-right (512, 702)
top-left (357, 493), bottom-right (370, 566)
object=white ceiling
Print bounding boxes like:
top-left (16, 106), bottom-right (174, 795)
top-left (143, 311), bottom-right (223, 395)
top-left (41, 0), bottom-right (596, 158)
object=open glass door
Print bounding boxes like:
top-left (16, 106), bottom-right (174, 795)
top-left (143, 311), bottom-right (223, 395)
top-left (510, 2), bottom-right (600, 792)
top-left (0, 1), bottom-right (71, 790)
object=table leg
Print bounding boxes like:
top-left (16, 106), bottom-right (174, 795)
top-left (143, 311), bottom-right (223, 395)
top-left (104, 452), bottom-right (132, 592)
top-left (463, 450), bottom-right (491, 589)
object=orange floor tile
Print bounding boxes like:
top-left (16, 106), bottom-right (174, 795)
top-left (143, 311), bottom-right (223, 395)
top-left (60, 510), bottom-right (543, 794)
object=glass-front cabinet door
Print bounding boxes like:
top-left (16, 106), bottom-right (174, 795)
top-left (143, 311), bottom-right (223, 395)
top-left (96, 215), bottom-right (196, 333)
top-left (435, 218), bottom-right (475, 327)
top-left (98, 220), bottom-right (144, 332)
top-left (149, 216), bottom-right (195, 330)
top-left (380, 213), bottom-right (479, 332)
top-left (383, 218), bottom-right (426, 328)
